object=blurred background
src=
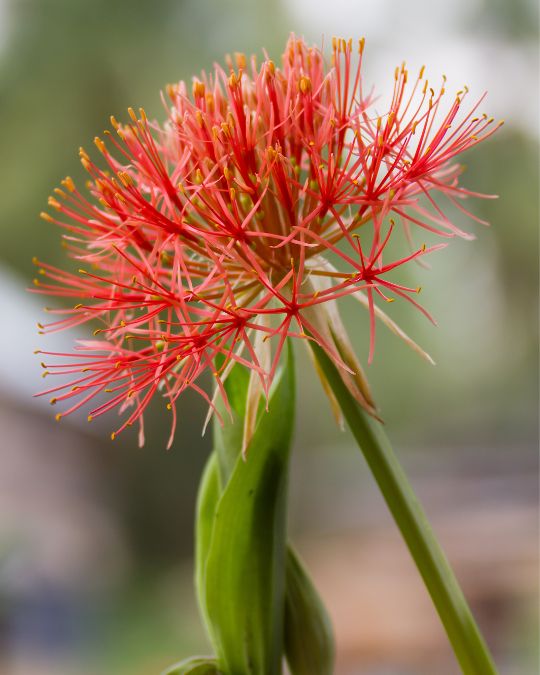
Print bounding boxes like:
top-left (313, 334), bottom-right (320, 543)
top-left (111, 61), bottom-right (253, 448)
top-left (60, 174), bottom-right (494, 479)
top-left (0, 0), bottom-right (537, 673)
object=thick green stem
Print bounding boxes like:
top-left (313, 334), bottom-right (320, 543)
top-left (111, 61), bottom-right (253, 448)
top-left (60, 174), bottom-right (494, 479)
top-left (312, 343), bottom-right (498, 675)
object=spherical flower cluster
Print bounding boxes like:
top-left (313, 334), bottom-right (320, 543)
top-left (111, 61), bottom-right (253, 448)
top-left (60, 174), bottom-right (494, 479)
top-left (33, 36), bottom-right (500, 446)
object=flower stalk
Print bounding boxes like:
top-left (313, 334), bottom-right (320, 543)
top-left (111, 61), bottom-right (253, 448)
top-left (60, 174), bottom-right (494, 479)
top-left (311, 340), bottom-right (498, 675)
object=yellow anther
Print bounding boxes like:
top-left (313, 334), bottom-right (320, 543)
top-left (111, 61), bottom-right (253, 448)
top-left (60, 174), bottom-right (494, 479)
top-left (386, 298), bottom-right (395, 303)
top-left (42, 371), bottom-right (49, 378)
top-left (166, 403), bottom-right (172, 410)
top-left (358, 37), bottom-right (365, 54)
top-left (266, 60), bottom-right (275, 76)
top-left (33, 279), bottom-right (40, 287)
top-left (48, 197), bottom-right (61, 210)
top-left (235, 52), bottom-right (246, 69)
top-left (228, 71), bottom-right (240, 88)
top-left (229, 187), bottom-right (236, 200)
top-left (74, 303), bottom-right (83, 309)
top-left (111, 432), bottom-right (116, 441)
top-left (50, 397), bottom-right (57, 405)
top-left (139, 107), bottom-right (147, 122)
top-left (423, 80), bottom-right (428, 95)
top-left (299, 76), bottom-right (312, 94)
top-left (79, 147), bottom-right (90, 161)
top-left (40, 212), bottom-right (53, 222)
top-left (54, 188), bottom-right (67, 199)
top-left (110, 115), bottom-right (119, 129)
top-left (55, 413), bottom-right (62, 422)
top-left (62, 176), bottom-right (76, 192)
top-left (128, 107), bottom-right (138, 123)
top-left (192, 79), bottom-right (205, 98)
top-left (416, 286), bottom-right (422, 294)
top-left (94, 136), bottom-right (106, 154)
top-left (87, 415), bottom-right (93, 422)
top-left (93, 329), bottom-right (101, 336)
top-left (118, 171), bottom-right (133, 188)
top-left (419, 65), bottom-right (425, 79)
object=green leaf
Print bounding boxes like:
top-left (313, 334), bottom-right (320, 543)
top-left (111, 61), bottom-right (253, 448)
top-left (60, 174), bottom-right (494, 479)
top-left (161, 655), bottom-right (221, 675)
top-left (194, 451), bottom-right (222, 635)
top-left (213, 355), bottom-right (251, 483)
top-left (284, 548), bottom-right (335, 675)
top-left (204, 342), bottom-right (295, 675)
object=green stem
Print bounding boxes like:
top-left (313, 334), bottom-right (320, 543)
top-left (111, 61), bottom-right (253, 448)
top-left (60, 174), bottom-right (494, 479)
top-left (312, 343), bottom-right (498, 675)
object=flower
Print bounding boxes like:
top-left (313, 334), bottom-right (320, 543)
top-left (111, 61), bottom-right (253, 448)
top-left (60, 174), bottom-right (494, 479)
top-left (33, 35), bottom-right (501, 447)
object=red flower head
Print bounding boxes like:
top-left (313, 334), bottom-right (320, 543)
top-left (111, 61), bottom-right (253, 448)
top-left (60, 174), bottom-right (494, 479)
top-left (33, 35), bottom-right (501, 447)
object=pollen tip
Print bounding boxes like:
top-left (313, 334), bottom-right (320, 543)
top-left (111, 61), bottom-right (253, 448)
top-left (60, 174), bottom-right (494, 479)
top-left (87, 415), bottom-right (93, 422)
top-left (94, 136), bottom-right (106, 153)
top-left (298, 76), bottom-right (312, 94)
top-left (166, 403), bottom-right (172, 410)
top-left (111, 432), bottom-right (116, 441)
top-left (55, 413), bottom-right (62, 422)
top-left (50, 397), bottom-right (57, 405)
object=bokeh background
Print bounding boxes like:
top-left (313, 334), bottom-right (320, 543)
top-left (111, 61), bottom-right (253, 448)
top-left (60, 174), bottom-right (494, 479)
top-left (0, 1), bottom-right (538, 673)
